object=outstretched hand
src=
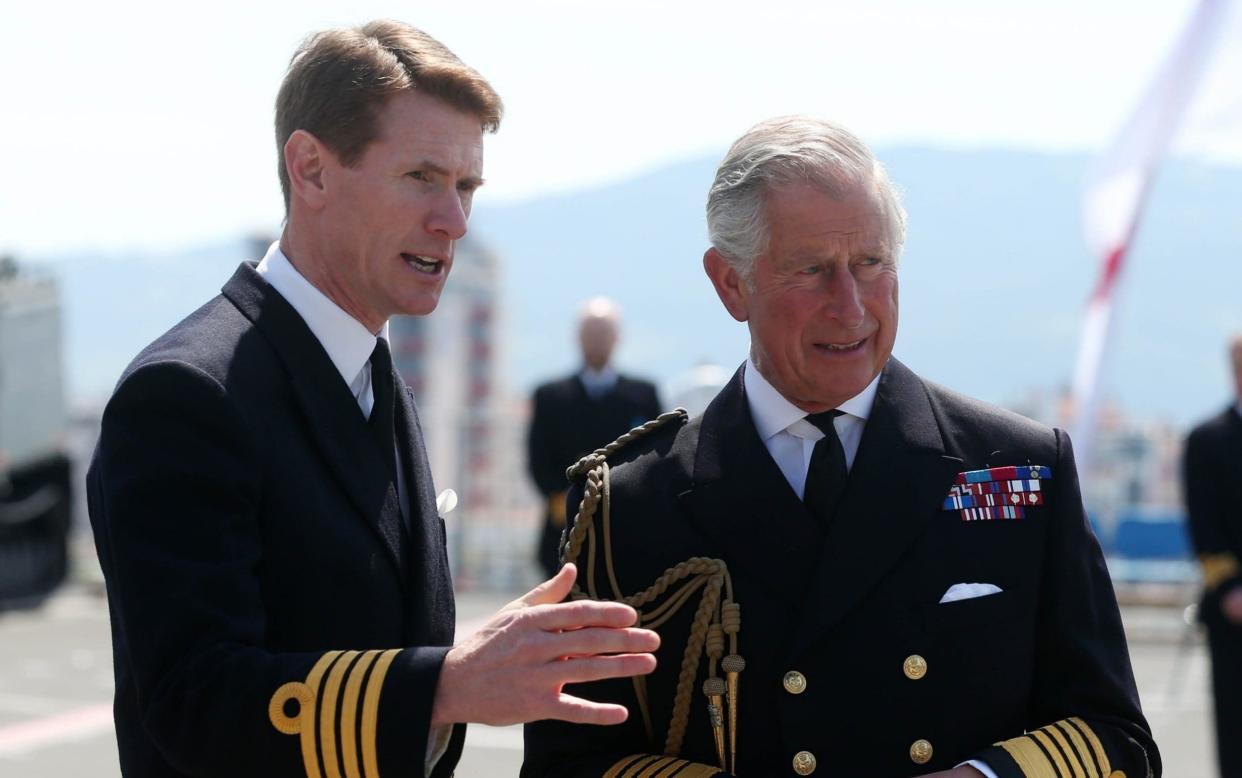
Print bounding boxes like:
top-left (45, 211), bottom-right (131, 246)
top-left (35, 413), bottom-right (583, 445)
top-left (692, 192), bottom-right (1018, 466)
top-left (430, 563), bottom-right (659, 727)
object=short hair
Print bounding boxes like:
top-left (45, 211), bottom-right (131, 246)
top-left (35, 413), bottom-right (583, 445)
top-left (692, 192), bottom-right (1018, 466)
top-left (578, 296), bottom-right (621, 325)
top-left (705, 116), bottom-right (906, 281)
top-left (275, 20), bottom-right (503, 210)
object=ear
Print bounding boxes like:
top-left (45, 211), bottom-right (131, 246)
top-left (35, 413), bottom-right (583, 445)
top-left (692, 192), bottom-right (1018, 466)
top-left (703, 248), bottom-right (750, 322)
top-left (284, 130), bottom-right (329, 210)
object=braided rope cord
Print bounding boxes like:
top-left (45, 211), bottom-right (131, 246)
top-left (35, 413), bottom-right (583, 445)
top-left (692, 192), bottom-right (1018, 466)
top-left (559, 409), bottom-right (742, 765)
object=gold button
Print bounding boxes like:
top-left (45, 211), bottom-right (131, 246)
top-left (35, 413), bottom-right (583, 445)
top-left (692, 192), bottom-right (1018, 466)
top-left (783, 671), bottom-right (807, 694)
top-left (1109, 773), bottom-right (1127, 778)
top-left (903, 654), bottom-right (928, 680)
top-left (910, 739), bottom-right (933, 765)
top-left (792, 750), bottom-right (817, 775)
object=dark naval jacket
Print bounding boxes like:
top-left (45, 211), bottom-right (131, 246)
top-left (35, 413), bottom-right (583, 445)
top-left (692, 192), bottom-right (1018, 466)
top-left (527, 372), bottom-right (660, 577)
top-left (1183, 404), bottom-right (1242, 777)
top-left (522, 359), bottom-right (1158, 778)
top-left (87, 264), bottom-right (461, 777)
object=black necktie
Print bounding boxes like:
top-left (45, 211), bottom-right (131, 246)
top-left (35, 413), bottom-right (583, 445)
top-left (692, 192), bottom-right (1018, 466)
top-left (803, 410), bottom-right (848, 526)
top-left (368, 338), bottom-right (398, 482)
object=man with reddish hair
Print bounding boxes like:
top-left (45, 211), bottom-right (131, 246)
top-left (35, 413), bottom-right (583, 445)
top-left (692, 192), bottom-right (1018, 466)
top-left (88, 20), bottom-right (657, 778)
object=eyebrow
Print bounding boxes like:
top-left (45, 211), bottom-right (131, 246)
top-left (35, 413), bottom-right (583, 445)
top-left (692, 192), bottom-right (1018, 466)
top-left (418, 160), bottom-right (484, 189)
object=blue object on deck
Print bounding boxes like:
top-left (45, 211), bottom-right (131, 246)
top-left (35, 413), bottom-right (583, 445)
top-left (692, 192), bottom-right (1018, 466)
top-left (1112, 514), bottom-right (1192, 560)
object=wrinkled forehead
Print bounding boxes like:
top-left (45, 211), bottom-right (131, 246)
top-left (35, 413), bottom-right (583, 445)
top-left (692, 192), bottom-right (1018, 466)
top-left (767, 179), bottom-right (895, 252)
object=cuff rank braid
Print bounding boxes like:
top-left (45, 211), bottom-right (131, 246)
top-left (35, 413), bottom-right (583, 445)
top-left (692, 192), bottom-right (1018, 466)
top-left (268, 649), bottom-right (401, 778)
top-left (1199, 551), bottom-right (1240, 591)
top-left (562, 409), bottom-right (745, 774)
top-left (986, 717), bottom-right (1125, 778)
top-left (602, 753), bottom-right (727, 777)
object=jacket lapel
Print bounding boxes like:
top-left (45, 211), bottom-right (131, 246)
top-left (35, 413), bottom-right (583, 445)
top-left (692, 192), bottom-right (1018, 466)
top-left (221, 263), bottom-right (409, 585)
top-left (395, 383), bottom-right (455, 645)
top-left (680, 366), bottom-right (826, 601)
top-left (791, 359), bottom-right (962, 657)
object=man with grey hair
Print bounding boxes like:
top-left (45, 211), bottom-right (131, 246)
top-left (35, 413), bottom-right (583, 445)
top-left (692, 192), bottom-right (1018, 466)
top-left (522, 117), bottom-right (1158, 777)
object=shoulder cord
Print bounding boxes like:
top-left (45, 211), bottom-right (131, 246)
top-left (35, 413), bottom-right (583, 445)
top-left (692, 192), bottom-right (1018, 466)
top-left (560, 409), bottom-right (745, 773)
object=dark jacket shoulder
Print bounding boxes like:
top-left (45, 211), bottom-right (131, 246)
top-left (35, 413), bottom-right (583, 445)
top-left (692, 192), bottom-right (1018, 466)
top-left (920, 376), bottom-right (1060, 464)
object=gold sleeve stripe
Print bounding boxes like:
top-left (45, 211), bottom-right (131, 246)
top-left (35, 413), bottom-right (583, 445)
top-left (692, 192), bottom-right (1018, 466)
top-left (341, 651), bottom-right (381, 778)
top-left (650, 759), bottom-right (686, 777)
top-left (1031, 728), bottom-right (1075, 777)
top-left (1200, 553), bottom-right (1240, 591)
top-left (636, 756), bottom-right (677, 777)
top-left (998, 733), bottom-right (1061, 778)
top-left (622, 755), bottom-right (666, 777)
top-left (1053, 720), bottom-right (1099, 778)
top-left (268, 650), bottom-right (345, 778)
top-left (1038, 724), bottom-right (1088, 778)
top-left (1067, 717), bottom-right (1113, 776)
top-left (319, 650), bottom-right (361, 778)
top-left (654, 758), bottom-right (694, 777)
top-left (603, 755), bottom-right (651, 778)
top-left (360, 649), bottom-right (401, 778)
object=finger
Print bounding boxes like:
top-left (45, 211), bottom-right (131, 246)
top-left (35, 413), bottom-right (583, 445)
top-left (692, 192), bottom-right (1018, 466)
top-left (528, 599), bottom-right (641, 631)
top-left (543, 626), bottom-right (660, 657)
top-left (512, 563), bottom-right (578, 609)
top-left (546, 653), bottom-right (658, 686)
top-left (548, 693), bottom-right (631, 726)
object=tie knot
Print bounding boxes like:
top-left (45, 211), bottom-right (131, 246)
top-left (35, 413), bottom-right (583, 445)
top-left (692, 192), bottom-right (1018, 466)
top-left (805, 409), bottom-right (844, 435)
top-left (370, 338), bottom-right (392, 373)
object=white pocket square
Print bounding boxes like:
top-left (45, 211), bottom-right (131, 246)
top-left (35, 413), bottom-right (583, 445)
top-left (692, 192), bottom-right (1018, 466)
top-left (939, 582), bottom-right (1002, 603)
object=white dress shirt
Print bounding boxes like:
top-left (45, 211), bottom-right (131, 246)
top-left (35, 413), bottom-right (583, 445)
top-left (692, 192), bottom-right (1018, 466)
top-left (742, 357), bottom-right (998, 778)
top-left (256, 242), bottom-right (389, 418)
top-left (743, 357), bottom-right (879, 497)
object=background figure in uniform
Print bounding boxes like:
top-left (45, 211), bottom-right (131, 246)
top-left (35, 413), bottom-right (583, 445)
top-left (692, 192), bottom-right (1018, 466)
top-left (1183, 333), bottom-right (1242, 778)
top-left (522, 116), bottom-right (1158, 778)
top-left (87, 22), bottom-right (658, 778)
top-left (528, 297), bottom-right (661, 578)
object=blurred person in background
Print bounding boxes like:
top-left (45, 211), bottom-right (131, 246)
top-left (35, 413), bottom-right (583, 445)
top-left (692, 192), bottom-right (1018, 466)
top-left (526, 298), bottom-right (661, 578)
top-left (86, 20), bottom-right (657, 778)
top-left (522, 116), bottom-right (1158, 778)
top-left (1183, 333), bottom-right (1242, 778)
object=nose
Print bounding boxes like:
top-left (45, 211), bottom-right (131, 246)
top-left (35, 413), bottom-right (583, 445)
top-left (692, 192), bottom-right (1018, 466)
top-left (426, 188), bottom-right (469, 240)
top-left (821, 267), bottom-right (865, 328)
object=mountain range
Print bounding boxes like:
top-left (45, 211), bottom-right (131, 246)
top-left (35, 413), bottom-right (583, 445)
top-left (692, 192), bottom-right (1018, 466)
top-left (30, 146), bottom-right (1242, 428)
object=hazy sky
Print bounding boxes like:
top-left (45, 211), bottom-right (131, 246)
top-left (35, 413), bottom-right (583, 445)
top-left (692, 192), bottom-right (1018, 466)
top-left (3, 0), bottom-right (1240, 256)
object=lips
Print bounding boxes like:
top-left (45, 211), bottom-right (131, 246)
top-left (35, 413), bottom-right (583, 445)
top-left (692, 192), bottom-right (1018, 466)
top-left (815, 337), bottom-right (866, 353)
top-left (401, 252), bottom-right (444, 275)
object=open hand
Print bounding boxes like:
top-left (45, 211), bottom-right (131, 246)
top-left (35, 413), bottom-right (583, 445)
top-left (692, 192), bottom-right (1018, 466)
top-left (430, 563), bottom-right (659, 727)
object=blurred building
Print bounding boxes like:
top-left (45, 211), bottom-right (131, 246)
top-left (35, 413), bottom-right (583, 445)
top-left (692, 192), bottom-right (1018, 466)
top-left (0, 257), bottom-right (73, 606)
top-left (388, 237), bottom-right (540, 589)
top-left (1010, 387), bottom-right (1194, 588)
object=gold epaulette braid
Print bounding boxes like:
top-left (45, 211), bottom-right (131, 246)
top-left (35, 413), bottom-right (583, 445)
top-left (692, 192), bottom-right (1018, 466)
top-left (560, 409), bottom-right (744, 773)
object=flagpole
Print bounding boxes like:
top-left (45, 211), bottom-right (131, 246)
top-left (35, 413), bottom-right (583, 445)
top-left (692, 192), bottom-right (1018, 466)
top-left (1071, 0), bottom-right (1231, 470)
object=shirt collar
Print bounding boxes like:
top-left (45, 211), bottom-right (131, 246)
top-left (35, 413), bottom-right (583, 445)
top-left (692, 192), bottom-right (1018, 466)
top-left (579, 365), bottom-right (618, 389)
top-left (256, 241), bottom-right (388, 387)
top-left (743, 355), bottom-right (881, 441)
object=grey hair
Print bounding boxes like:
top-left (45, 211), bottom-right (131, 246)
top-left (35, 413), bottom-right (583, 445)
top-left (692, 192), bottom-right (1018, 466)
top-left (706, 116), bottom-right (907, 281)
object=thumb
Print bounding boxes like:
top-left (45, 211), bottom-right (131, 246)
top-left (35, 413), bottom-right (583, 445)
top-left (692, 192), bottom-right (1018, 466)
top-left (511, 563), bottom-right (578, 610)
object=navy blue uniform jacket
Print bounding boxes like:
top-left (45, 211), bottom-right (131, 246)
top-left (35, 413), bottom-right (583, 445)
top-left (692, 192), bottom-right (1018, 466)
top-left (88, 264), bottom-right (461, 777)
top-left (523, 360), bottom-right (1158, 778)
